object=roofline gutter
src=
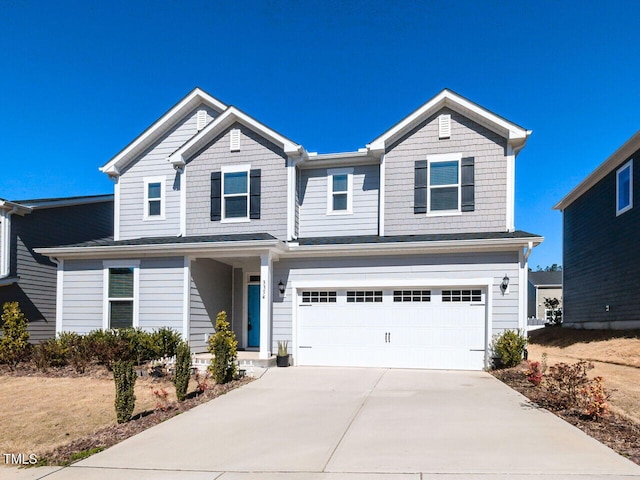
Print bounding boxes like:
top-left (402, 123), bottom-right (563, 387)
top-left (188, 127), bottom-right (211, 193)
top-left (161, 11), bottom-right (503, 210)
top-left (35, 239), bottom-right (287, 259)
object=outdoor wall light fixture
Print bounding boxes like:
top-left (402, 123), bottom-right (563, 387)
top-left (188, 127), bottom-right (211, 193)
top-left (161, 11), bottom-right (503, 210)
top-left (501, 274), bottom-right (510, 294)
top-left (278, 280), bottom-right (285, 297)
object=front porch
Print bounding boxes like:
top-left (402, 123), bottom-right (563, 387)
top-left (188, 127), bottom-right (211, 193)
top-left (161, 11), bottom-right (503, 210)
top-left (194, 351), bottom-right (277, 370)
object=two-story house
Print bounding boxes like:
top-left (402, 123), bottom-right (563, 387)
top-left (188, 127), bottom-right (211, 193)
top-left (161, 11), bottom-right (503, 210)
top-left (37, 88), bottom-right (542, 370)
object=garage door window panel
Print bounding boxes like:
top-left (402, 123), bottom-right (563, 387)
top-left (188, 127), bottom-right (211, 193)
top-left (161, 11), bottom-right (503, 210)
top-left (393, 290), bottom-right (431, 302)
top-left (442, 289), bottom-right (482, 302)
top-left (302, 291), bottom-right (337, 303)
top-left (346, 291), bottom-right (383, 303)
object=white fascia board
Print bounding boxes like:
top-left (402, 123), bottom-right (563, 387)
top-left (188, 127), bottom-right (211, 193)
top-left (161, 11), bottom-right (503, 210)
top-left (35, 240), bottom-right (287, 260)
top-left (554, 130), bottom-right (640, 211)
top-left (298, 151), bottom-right (379, 169)
top-left (168, 107), bottom-right (304, 167)
top-left (101, 88), bottom-right (227, 176)
top-left (369, 89), bottom-right (530, 152)
top-left (284, 236), bottom-right (544, 258)
top-left (0, 200), bottom-right (32, 215)
top-left (292, 277), bottom-right (494, 289)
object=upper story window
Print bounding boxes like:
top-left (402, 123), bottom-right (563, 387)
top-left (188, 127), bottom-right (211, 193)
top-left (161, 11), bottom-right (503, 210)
top-left (0, 214), bottom-right (8, 277)
top-left (428, 153), bottom-right (461, 214)
top-left (222, 166), bottom-right (250, 221)
top-left (144, 176), bottom-right (165, 220)
top-left (616, 159), bottom-right (633, 216)
top-left (327, 168), bottom-right (353, 215)
top-left (104, 261), bottom-right (139, 330)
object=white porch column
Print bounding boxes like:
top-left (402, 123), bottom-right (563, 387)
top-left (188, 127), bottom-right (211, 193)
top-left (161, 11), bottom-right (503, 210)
top-left (259, 252), bottom-right (273, 359)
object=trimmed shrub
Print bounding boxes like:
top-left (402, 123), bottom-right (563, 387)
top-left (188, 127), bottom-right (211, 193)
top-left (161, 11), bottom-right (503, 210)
top-left (208, 311), bottom-right (238, 384)
top-left (58, 332), bottom-right (90, 373)
top-left (152, 327), bottom-right (182, 359)
top-left (113, 360), bottom-right (136, 423)
top-left (0, 302), bottom-right (31, 368)
top-left (174, 340), bottom-right (191, 401)
top-left (33, 339), bottom-right (68, 371)
top-left (87, 329), bottom-right (129, 370)
top-left (492, 329), bottom-right (527, 368)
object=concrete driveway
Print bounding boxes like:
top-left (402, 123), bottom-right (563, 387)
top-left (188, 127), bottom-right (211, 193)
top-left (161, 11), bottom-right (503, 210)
top-left (9, 367), bottom-right (640, 479)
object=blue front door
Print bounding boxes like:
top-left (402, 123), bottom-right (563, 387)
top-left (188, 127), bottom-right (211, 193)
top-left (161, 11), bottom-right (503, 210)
top-left (247, 284), bottom-right (260, 348)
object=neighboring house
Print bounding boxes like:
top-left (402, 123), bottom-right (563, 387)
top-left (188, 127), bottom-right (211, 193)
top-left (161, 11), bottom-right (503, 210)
top-left (527, 271), bottom-right (562, 323)
top-left (0, 195), bottom-right (113, 342)
top-left (37, 87), bottom-right (543, 370)
top-left (554, 130), bottom-right (640, 329)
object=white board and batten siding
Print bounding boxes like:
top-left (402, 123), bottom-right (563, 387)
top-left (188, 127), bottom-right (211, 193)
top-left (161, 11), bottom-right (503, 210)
top-left (272, 251), bottom-right (521, 370)
top-left (298, 165), bottom-right (379, 237)
top-left (61, 257), bottom-right (185, 336)
top-left (118, 105), bottom-right (219, 240)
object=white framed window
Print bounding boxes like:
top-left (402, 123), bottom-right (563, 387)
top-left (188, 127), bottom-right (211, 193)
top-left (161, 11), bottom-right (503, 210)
top-left (346, 290), bottom-right (383, 303)
top-left (327, 168), bottom-right (353, 214)
top-left (301, 291), bottom-right (337, 303)
top-left (143, 176), bottom-right (165, 220)
top-left (427, 153), bottom-right (461, 215)
top-left (616, 159), bottom-right (633, 216)
top-left (103, 261), bottom-right (139, 330)
top-left (442, 289), bottom-right (482, 302)
top-left (222, 165), bottom-right (250, 222)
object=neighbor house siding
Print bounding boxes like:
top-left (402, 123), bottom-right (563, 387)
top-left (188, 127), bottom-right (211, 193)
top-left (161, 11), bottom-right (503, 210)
top-left (189, 258), bottom-right (233, 353)
top-left (118, 105), bottom-right (219, 240)
top-left (384, 107), bottom-right (508, 235)
top-left (185, 123), bottom-right (288, 239)
top-left (61, 259), bottom-right (104, 334)
top-left (138, 257), bottom-right (184, 332)
top-left (563, 149), bottom-right (640, 329)
top-left (534, 287), bottom-right (563, 320)
top-left (298, 165), bottom-right (379, 237)
top-left (0, 201), bottom-right (113, 342)
top-left (272, 251), bottom-right (521, 356)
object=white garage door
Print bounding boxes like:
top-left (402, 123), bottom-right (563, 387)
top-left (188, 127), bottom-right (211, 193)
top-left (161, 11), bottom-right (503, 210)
top-left (296, 288), bottom-right (486, 370)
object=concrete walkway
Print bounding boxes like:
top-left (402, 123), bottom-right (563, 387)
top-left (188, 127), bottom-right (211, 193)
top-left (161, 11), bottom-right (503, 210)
top-left (5, 367), bottom-right (640, 479)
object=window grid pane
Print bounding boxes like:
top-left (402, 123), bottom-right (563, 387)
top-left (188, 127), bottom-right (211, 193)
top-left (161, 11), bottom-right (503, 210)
top-left (346, 291), bottom-right (383, 303)
top-left (333, 193), bottom-right (348, 211)
top-left (148, 182), bottom-right (161, 199)
top-left (442, 289), bottom-right (482, 302)
top-left (225, 196), bottom-right (248, 218)
top-left (110, 301), bottom-right (133, 329)
top-left (393, 290), bottom-right (431, 302)
top-left (109, 268), bottom-right (133, 298)
top-left (148, 200), bottom-right (161, 216)
top-left (430, 161), bottom-right (458, 186)
top-left (431, 187), bottom-right (458, 211)
top-left (618, 166), bottom-right (631, 210)
top-left (333, 174), bottom-right (348, 192)
top-left (224, 171), bottom-right (248, 195)
top-left (301, 291), bottom-right (337, 303)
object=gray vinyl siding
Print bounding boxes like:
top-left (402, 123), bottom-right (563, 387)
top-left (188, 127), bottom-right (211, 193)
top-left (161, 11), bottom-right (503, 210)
top-left (61, 259), bottom-right (104, 334)
top-left (189, 258), bottom-right (232, 353)
top-left (533, 287), bottom-right (562, 319)
top-left (118, 105), bottom-right (219, 240)
top-left (298, 165), bottom-right (379, 237)
top-left (563, 148), bottom-right (640, 329)
top-left (384, 107), bottom-right (508, 235)
top-left (272, 251), bottom-right (521, 355)
top-left (185, 123), bottom-right (288, 239)
top-left (0, 201), bottom-right (113, 342)
top-left (138, 257), bottom-right (184, 332)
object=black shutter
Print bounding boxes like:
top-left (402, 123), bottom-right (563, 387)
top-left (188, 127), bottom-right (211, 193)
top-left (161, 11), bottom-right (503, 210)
top-left (414, 160), bottom-right (428, 214)
top-left (461, 157), bottom-right (475, 212)
top-left (250, 169), bottom-right (261, 219)
top-left (210, 172), bottom-right (221, 221)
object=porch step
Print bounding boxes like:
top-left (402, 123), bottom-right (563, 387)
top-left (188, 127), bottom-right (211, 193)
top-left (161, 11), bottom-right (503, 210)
top-left (193, 352), bottom-right (276, 369)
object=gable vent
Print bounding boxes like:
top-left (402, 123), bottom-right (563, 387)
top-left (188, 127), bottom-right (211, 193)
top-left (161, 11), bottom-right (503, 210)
top-left (438, 114), bottom-right (451, 139)
top-left (196, 109), bottom-right (207, 131)
top-left (230, 128), bottom-right (241, 152)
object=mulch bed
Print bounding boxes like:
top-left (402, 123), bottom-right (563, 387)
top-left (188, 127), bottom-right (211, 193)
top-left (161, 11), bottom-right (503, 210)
top-left (493, 365), bottom-right (640, 466)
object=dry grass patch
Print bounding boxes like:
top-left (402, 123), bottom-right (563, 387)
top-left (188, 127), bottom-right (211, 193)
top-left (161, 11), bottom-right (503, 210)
top-left (0, 374), bottom-right (195, 461)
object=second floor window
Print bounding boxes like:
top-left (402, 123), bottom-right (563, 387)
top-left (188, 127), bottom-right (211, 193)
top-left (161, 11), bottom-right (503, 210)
top-left (223, 170), bottom-right (249, 219)
top-left (616, 159), bottom-right (633, 216)
top-left (327, 168), bottom-right (353, 214)
top-left (429, 158), bottom-right (460, 213)
top-left (144, 177), bottom-right (165, 219)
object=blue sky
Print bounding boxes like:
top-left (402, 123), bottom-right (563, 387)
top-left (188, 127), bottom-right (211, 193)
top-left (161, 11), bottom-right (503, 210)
top-left (1, 0), bottom-right (639, 268)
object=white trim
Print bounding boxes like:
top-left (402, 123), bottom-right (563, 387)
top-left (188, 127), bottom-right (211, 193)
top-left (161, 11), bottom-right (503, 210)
top-left (101, 88), bottom-right (227, 176)
top-left (180, 168), bottom-right (187, 236)
top-left (143, 176), bottom-right (166, 220)
top-left (326, 168), bottom-right (353, 215)
top-left (0, 211), bottom-right (9, 277)
top-left (221, 165), bottom-right (251, 222)
top-left (379, 153), bottom-right (385, 236)
top-left (506, 145), bottom-right (516, 232)
top-left (244, 271), bottom-right (260, 350)
top-left (113, 178), bottom-right (120, 241)
top-left (519, 249), bottom-right (526, 332)
top-left (102, 260), bottom-right (140, 330)
top-left (426, 153), bottom-right (462, 216)
top-left (616, 159), bottom-right (633, 216)
top-left (55, 259), bottom-right (64, 336)
top-left (259, 254), bottom-right (272, 359)
top-left (182, 256), bottom-right (190, 341)
top-left (291, 276), bottom-right (494, 369)
top-left (287, 159), bottom-right (296, 241)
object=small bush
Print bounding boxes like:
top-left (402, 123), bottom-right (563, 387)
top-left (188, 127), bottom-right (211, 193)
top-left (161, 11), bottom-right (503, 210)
top-left (174, 340), bottom-right (191, 401)
top-left (581, 376), bottom-right (609, 419)
top-left (113, 360), bottom-right (136, 423)
top-left (492, 329), bottom-right (527, 368)
top-left (58, 332), bottom-right (90, 373)
top-left (152, 327), bottom-right (182, 358)
top-left (33, 339), bottom-right (68, 371)
top-left (87, 329), bottom-right (127, 370)
top-left (0, 302), bottom-right (31, 368)
top-left (208, 311), bottom-right (238, 384)
top-left (522, 359), bottom-right (545, 386)
top-left (543, 360), bottom-right (593, 410)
